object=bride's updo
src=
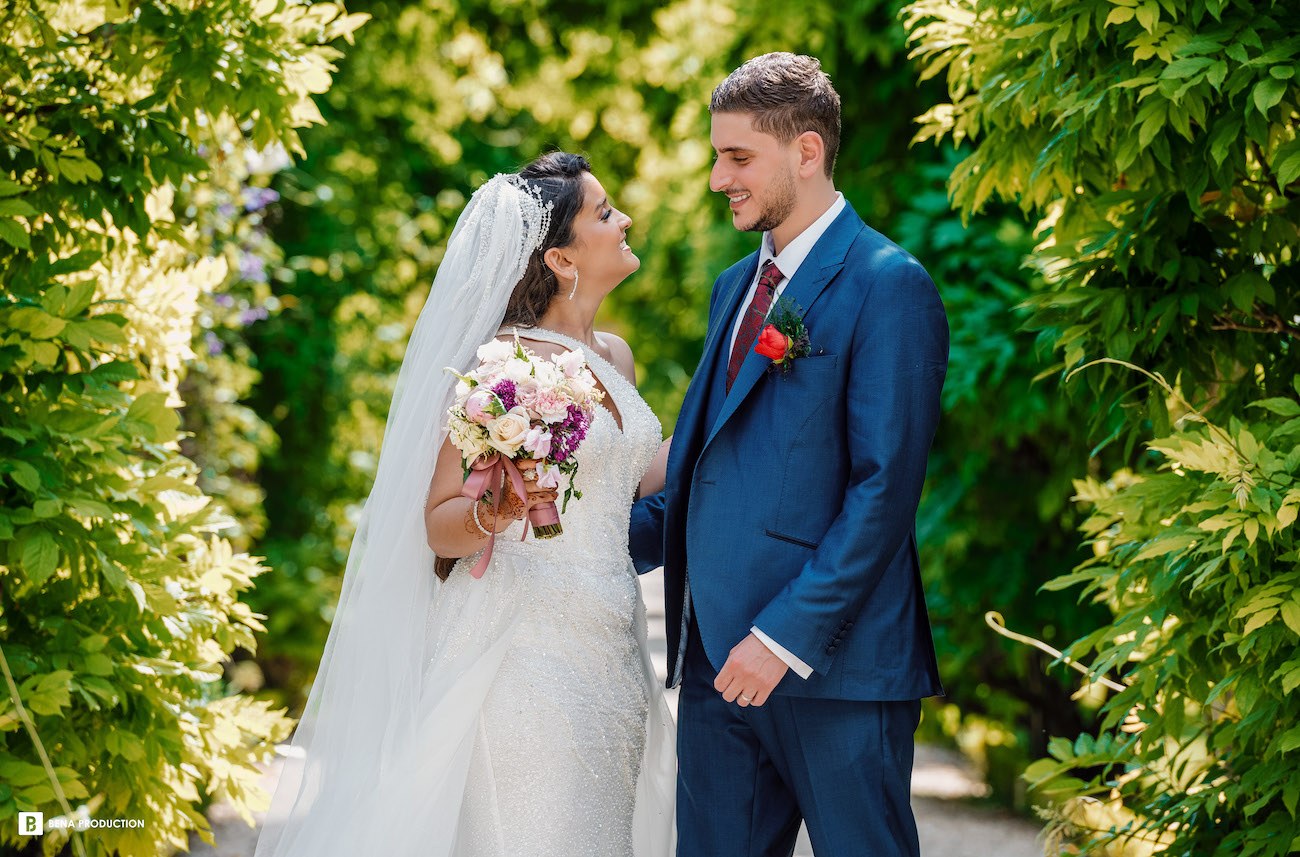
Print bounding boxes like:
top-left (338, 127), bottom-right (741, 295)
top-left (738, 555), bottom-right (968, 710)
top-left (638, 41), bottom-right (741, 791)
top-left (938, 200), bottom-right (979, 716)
top-left (501, 152), bottom-right (591, 327)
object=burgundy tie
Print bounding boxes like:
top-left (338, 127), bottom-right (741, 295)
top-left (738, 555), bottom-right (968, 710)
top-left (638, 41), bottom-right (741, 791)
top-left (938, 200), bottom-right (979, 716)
top-left (727, 260), bottom-right (784, 393)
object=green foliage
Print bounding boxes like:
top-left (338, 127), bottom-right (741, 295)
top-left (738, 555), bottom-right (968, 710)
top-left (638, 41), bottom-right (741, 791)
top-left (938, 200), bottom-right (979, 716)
top-left (1028, 370), bottom-right (1300, 856)
top-left (909, 0), bottom-right (1300, 435)
top-left (0, 0), bottom-right (361, 852)
top-left (908, 0), bottom-right (1300, 850)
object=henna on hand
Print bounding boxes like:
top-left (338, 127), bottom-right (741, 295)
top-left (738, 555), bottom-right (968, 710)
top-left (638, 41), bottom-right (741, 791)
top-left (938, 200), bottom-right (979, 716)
top-left (495, 486), bottom-right (527, 521)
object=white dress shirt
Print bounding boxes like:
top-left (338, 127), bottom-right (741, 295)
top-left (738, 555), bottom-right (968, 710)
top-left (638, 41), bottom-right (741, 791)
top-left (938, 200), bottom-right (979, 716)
top-left (726, 192), bottom-right (846, 681)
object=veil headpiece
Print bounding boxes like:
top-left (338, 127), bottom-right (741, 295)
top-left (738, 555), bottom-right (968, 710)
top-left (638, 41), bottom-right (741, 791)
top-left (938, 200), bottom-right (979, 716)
top-left (253, 173), bottom-right (553, 856)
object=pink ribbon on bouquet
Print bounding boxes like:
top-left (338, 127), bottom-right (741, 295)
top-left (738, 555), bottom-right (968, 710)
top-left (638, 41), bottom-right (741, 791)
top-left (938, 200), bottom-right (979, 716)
top-left (460, 453), bottom-right (530, 579)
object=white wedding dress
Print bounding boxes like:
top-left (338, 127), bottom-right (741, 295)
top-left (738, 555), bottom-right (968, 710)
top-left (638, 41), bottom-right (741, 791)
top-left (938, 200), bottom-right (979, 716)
top-left (405, 326), bottom-right (675, 857)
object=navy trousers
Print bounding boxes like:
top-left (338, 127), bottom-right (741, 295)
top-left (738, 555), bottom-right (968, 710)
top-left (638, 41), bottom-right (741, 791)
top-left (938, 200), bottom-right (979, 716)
top-left (677, 616), bottom-right (921, 857)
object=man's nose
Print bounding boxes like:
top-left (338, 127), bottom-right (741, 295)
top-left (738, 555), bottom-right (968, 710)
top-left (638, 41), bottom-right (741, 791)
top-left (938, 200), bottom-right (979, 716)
top-left (709, 160), bottom-right (730, 193)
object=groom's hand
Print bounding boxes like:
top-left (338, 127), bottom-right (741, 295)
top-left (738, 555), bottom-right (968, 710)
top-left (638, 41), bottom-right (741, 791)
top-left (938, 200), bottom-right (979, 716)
top-left (714, 633), bottom-right (789, 707)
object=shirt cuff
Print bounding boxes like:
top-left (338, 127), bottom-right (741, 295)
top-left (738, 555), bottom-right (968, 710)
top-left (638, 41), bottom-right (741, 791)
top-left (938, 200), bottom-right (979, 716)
top-left (750, 626), bottom-right (813, 680)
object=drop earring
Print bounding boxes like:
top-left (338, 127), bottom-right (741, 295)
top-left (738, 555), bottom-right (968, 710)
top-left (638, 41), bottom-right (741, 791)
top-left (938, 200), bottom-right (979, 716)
top-left (568, 270), bottom-right (579, 301)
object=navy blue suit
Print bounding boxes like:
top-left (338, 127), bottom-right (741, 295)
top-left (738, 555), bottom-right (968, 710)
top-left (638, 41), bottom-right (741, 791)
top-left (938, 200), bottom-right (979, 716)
top-left (630, 201), bottom-right (948, 856)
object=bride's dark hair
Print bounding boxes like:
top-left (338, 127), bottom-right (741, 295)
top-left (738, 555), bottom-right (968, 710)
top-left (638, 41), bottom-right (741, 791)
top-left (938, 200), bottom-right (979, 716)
top-left (500, 151), bottom-right (592, 327)
top-left (434, 152), bottom-right (592, 582)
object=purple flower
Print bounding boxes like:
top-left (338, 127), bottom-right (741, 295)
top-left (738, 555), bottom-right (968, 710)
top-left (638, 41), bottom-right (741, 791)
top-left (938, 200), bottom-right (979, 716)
top-left (205, 331), bottom-right (224, 356)
top-left (549, 406), bottom-right (591, 463)
top-left (243, 186), bottom-right (281, 212)
top-left (238, 252), bottom-right (268, 283)
top-left (237, 306), bottom-right (269, 325)
top-left (214, 293), bottom-right (235, 307)
top-left (491, 380), bottom-right (518, 410)
top-left (217, 203), bottom-right (237, 218)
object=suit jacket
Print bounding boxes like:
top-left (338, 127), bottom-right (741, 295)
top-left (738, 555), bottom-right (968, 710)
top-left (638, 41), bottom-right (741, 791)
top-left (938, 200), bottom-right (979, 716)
top-left (630, 201), bottom-right (948, 701)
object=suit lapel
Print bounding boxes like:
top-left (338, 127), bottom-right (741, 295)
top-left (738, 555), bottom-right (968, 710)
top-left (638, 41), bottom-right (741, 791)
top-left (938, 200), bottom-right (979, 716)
top-left (703, 204), bottom-right (865, 451)
top-left (706, 254), bottom-right (761, 368)
top-left (672, 253), bottom-right (758, 485)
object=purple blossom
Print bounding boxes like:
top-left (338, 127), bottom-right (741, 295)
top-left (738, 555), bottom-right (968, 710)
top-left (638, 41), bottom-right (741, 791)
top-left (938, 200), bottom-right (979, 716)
top-left (205, 331), bottom-right (224, 356)
top-left (560, 404), bottom-right (588, 434)
top-left (217, 203), bottom-right (237, 218)
top-left (491, 380), bottom-right (518, 410)
top-left (243, 186), bottom-right (281, 212)
top-left (237, 306), bottom-right (269, 325)
top-left (549, 405), bottom-right (590, 462)
top-left (214, 293), bottom-right (235, 307)
top-left (238, 251), bottom-right (268, 283)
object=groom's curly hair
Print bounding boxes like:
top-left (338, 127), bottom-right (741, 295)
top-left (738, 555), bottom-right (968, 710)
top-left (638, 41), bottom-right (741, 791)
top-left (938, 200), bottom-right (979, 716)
top-left (710, 53), bottom-right (841, 179)
top-left (501, 151), bottom-right (592, 328)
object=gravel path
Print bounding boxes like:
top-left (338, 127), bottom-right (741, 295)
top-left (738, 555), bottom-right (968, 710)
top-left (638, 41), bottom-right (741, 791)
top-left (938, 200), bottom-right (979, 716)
top-left (180, 570), bottom-right (1045, 857)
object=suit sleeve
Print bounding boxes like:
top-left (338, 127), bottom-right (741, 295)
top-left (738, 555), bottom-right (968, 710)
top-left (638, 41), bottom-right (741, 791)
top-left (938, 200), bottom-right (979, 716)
top-left (750, 259), bottom-right (949, 675)
top-left (629, 490), bottom-right (666, 575)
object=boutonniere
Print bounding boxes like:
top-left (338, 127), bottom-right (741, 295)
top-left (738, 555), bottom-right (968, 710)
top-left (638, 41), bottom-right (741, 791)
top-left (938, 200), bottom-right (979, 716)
top-left (753, 296), bottom-right (811, 375)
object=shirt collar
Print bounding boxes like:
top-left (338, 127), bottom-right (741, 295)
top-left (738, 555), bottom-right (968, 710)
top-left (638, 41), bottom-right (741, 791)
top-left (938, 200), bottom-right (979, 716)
top-left (761, 192), bottom-right (846, 280)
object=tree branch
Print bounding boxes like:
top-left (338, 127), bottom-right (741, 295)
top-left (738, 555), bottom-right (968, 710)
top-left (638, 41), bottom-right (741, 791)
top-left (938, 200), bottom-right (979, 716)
top-left (1251, 140), bottom-right (1295, 201)
top-left (1210, 307), bottom-right (1300, 340)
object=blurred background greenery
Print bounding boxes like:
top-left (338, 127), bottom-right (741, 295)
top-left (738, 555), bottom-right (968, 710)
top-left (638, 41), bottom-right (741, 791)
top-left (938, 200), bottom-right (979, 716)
top-left (231, 0), bottom-right (1109, 807)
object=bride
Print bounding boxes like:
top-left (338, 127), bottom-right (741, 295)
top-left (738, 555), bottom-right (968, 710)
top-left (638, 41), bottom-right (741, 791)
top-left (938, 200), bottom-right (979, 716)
top-left (253, 153), bottom-right (676, 857)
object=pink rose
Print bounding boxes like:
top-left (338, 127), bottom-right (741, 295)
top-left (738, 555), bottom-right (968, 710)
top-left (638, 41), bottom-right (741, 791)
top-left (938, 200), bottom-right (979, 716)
top-left (513, 378), bottom-right (542, 409)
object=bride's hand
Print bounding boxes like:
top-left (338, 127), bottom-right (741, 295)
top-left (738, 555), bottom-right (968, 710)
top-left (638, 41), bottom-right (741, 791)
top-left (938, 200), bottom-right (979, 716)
top-left (506, 458), bottom-right (559, 518)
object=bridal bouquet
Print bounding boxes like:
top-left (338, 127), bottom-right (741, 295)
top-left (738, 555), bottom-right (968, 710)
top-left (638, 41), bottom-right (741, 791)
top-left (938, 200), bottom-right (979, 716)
top-left (446, 336), bottom-right (602, 548)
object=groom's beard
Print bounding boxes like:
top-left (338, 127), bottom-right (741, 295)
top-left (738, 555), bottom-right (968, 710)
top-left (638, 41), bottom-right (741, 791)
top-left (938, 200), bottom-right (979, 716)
top-left (742, 166), bottom-right (797, 234)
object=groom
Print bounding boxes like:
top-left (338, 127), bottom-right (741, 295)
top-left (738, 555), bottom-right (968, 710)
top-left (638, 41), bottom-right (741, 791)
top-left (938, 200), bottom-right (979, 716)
top-left (630, 53), bottom-right (948, 856)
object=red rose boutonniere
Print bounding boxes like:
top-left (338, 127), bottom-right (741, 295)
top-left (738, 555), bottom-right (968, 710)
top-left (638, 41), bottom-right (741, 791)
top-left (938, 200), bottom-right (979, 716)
top-left (754, 296), bottom-right (811, 375)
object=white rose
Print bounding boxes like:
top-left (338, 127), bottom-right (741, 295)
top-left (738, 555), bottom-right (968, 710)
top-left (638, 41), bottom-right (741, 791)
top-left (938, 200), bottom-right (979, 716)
top-left (503, 357), bottom-right (534, 384)
top-left (477, 338), bottom-right (515, 366)
top-left (567, 371), bottom-right (598, 400)
top-left (486, 406), bottom-right (532, 455)
top-left (534, 360), bottom-right (563, 388)
top-left (556, 349), bottom-right (586, 379)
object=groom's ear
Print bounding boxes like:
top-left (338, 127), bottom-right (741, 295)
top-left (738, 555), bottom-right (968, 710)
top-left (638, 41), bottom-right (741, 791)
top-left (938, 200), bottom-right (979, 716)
top-left (543, 246), bottom-right (578, 281)
top-left (794, 131), bottom-right (827, 180)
